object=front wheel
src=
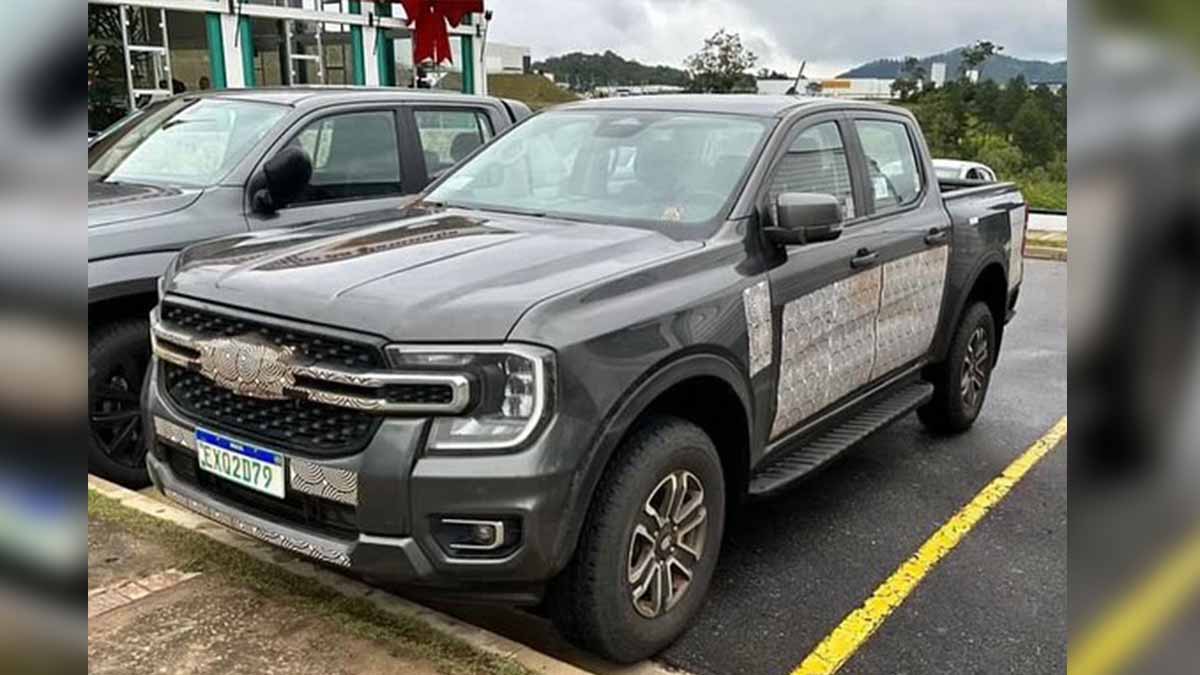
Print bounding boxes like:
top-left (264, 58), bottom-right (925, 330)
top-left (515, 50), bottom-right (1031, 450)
top-left (919, 301), bottom-right (997, 433)
top-left (548, 416), bottom-right (725, 663)
top-left (88, 319), bottom-right (152, 487)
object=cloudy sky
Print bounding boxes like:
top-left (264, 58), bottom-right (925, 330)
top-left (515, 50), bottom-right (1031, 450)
top-left (485, 0), bottom-right (1067, 77)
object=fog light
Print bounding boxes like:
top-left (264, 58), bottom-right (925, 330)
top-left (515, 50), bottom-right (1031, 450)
top-left (438, 518), bottom-right (510, 554)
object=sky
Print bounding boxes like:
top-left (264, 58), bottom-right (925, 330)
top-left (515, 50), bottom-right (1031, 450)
top-left (484, 0), bottom-right (1068, 78)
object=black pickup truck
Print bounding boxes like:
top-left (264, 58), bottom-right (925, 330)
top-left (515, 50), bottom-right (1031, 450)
top-left (142, 95), bottom-right (1026, 661)
top-left (88, 88), bottom-right (529, 485)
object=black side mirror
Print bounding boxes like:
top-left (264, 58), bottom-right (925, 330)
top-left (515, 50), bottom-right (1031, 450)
top-left (764, 192), bottom-right (843, 246)
top-left (251, 147), bottom-right (313, 214)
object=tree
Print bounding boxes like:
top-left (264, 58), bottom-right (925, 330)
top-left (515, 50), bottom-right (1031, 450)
top-left (996, 74), bottom-right (1028, 131)
top-left (959, 40), bottom-right (1003, 80)
top-left (685, 29), bottom-right (759, 93)
top-left (890, 56), bottom-right (926, 101)
top-left (1011, 98), bottom-right (1056, 168)
top-left (756, 68), bottom-right (790, 80)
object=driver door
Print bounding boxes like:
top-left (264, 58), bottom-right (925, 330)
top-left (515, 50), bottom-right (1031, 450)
top-left (247, 107), bottom-right (416, 231)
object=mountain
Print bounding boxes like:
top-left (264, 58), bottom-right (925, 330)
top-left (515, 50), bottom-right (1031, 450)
top-left (839, 47), bottom-right (1067, 84)
top-left (531, 51), bottom-right (690, 91)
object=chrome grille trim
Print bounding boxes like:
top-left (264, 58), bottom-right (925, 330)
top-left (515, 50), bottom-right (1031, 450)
top-left (151, 310), bottom-right (471, 415)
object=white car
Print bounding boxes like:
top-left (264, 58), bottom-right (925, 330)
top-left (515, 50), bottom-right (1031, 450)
top-left (933, 159), bottom-right (997, 182)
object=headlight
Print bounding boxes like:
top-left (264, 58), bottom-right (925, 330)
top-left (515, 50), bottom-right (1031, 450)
top-left (158, 253), bottom-right (181, 300)
top-left (385, 344), bottom-right (555, 451)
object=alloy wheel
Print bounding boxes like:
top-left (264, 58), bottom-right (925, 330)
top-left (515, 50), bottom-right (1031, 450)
top-left (627, 469), bottom-right (708, 619)
top-left (960, 326), bottom-right (990, 410)
top-left (89, 361), bottom-right (147, 470)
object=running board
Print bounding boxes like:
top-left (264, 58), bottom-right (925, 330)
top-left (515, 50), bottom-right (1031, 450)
top-left (749, 382), bottom-right (935, 497)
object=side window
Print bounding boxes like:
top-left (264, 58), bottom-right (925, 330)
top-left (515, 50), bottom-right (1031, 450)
top-left (285, 111), bottom-right (402, 205)
top-left (854, 119), bottom-right (922, 210)
top-left (766, 121), bottom-right (856, 223)
top-left (414, 109), bottom-right (494, 178)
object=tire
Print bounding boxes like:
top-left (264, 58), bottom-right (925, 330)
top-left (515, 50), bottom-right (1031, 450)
top-left (88, 319), bottom-right (152, 487)
top-left (548, 416), bottom-right (725, 663)
top-left (918, 301), bottom-right (997, 434)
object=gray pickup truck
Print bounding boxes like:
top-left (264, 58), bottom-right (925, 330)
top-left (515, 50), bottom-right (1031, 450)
top-left (88, 88), bottom-right (529, 485)
top-left (142, 95), bottom-right (1025, 661)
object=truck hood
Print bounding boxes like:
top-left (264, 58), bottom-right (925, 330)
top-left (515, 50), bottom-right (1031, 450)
top-left (88, 180), bottom-right (203, 228)
top-left (168, 206), bottom-right (701, 341)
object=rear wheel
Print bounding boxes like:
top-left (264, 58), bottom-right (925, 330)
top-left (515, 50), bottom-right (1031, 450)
top-left (88, 319), bottom-right (151, 487)
top-left (919, 301), bottom-right (996, 433)
top-left (548, 416), bottom-right (725, 663)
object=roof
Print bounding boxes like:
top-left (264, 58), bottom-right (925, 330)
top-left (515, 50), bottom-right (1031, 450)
top-left (555, 94), bottom-right (905, 118)
top-left (172, 86), bottom-right (502, 108)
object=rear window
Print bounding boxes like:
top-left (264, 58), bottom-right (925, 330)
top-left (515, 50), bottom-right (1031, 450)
top-left (855, 120), bottom-right (923, 210)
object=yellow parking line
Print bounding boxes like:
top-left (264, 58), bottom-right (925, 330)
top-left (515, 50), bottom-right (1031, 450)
top-left (793, 417), bottom-right (1069, 675)
top-left (1068, 526), bottom-right (1200, 675)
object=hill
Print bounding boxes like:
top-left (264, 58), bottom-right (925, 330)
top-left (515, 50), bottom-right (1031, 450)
top-left (438, 72), bottom-right (580, 110)
top-left (840, 47), bottom-right (1066, 83)
top-left (531, 50), bottom-right (690, 91)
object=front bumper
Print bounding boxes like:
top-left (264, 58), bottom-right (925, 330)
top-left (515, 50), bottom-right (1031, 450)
top-left (143, 358), bottom-right (578, 600)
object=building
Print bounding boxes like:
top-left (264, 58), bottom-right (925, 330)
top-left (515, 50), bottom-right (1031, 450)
top-left (591, 84), bottom-right (687, 97)
top-left (930, 62), bottom-right (947, 88)
top-left (484, 42), bottom-right (531, 74)
top-left (757, 77), bottom-right (896, 100)
top-left (88, 0), bottom-right (492, 131)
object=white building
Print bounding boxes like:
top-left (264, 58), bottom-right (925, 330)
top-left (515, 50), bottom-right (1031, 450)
top-left (88, 0), bottom-right (493, 131)
top-left (757, 77), bottom-right (896, 100)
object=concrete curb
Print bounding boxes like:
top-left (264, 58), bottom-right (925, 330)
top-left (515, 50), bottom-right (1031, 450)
top-left (87, 474), bottom-right (593, 675)
top-left (1025, 229), bottom-right (1067, 262)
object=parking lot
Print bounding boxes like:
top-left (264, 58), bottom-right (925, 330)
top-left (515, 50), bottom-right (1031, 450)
top-left (439, 257), bottom-right (1068, 675)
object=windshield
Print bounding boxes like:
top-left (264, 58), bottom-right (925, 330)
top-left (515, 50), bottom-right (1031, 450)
top-left (88, 98), bottom-right (288, 188)
top-left (426, 110), bottom-right (771, 237)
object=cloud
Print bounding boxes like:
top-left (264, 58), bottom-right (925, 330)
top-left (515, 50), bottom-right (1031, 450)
top-left (484, 0), bottom-right (1066, 76)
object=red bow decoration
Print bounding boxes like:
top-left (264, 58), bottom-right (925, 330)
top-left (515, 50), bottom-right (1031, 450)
top-left (399, 0), bottom-right (483, 65)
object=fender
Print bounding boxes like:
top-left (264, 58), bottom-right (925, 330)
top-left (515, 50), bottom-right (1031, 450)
top-left (931, 250), bottom-right (1009, 363)
top-left (551, 349), bottom-right (754, 568)
top-left (88, 251), bottom-right (179, 305)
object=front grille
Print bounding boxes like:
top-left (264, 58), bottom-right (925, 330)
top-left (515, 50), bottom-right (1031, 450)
top-left (162, 443), bottom-right (358, 539)
top-left (164, 363), bottom-right (381, 456)
top-left (161, 302), bottom-right (385, 369)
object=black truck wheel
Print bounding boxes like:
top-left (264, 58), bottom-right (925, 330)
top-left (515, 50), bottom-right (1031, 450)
top-left (548, 416), bottom-right (725, 663)
top-left (919, 301), bottom-right (997, 433)
top-left (88, 319), bottom-right (152, 487)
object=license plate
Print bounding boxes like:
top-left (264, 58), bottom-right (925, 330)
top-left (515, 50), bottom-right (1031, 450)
top-left (195, 428), bottom-right (285, 499)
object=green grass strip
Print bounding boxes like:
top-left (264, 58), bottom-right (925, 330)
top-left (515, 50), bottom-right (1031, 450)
top-left (88, 490), bottom-right (533, 675)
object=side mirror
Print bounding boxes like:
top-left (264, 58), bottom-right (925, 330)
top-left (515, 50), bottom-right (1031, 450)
top-left (764, 192), bottom-right (844, 246)
top-left (250, 147), bottom-right (313, 214)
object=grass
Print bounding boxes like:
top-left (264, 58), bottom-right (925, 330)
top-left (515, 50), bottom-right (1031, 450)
top-left (88, 490), bottom-right (533, 675)
top-left (1015, 176), bottom-right (1067, 211)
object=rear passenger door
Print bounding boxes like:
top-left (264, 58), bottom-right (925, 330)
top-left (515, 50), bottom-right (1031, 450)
top-left (410, 106), bottom-right (496, 188)
top-left (763, 114), bottom-right (891, 441)
top-left (849, 114), bottom-right (952, 380)
top-left (248, 106), bottom-right (416, 230)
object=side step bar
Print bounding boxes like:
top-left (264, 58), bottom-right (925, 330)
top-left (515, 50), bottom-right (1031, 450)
top-left (749, 382), bottom-right (935, 497)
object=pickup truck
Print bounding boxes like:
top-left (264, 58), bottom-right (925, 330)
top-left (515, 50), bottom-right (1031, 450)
top-left (88, 88), bottom-right (529, 485)
top-left (143, 95), bottom-right (1026, 661)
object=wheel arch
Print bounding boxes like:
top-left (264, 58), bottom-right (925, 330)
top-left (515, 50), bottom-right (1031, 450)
top-left (933, 255), bottom-right (1009, 364)
top-left (553, 349), bottom-right (754, 571)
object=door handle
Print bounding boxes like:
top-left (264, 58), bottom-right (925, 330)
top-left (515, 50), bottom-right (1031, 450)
top-left (924, 227), bottom-right (949, 245)
top-left (850, 249), bottom-right (879, 269)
